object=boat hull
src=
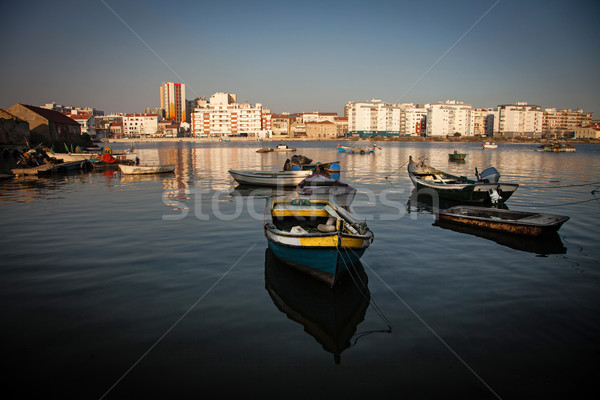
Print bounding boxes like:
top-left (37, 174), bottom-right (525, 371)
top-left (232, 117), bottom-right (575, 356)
top-left (265, 228), bottom-right (368, 287)
top-left (436, 206), bottom-right (569, 236)
top-left (230, 169), bottom-right (311, 187)
top-left (408, 157), bottom-right (518, 204)
top-left (119, 164), bottom-right (175, 174)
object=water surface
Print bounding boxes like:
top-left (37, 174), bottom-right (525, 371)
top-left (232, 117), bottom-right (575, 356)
top-left (1, 141), bottom-right (599, 399)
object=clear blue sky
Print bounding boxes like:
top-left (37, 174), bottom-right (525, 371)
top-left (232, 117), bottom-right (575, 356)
top-left (1, 0), bottom-right (599, 116)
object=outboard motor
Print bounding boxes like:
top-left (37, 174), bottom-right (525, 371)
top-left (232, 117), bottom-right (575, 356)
top-left (478, 167), bottom-right (500, 183)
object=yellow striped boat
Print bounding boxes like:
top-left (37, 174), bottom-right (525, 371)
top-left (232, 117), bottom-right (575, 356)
top-left (264, 198), bottom-right (373, 287)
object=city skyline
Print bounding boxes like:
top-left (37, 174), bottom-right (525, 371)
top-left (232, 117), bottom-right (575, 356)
top-left (1, 0), bottom-right (599, 117)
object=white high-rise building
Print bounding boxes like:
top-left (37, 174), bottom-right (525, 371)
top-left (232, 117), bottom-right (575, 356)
top-left (494, 102), bottom-right (543, 138)
top-left (345, 99), bottom-right (425, 136)
top-left (122, 113), bottom-right (161, 137)
top-left (426, 100), bottom-right (474, 137)
top-left (190, 93), bottom-right (271, 137)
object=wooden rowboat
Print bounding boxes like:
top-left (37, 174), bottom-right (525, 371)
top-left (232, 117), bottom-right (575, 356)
top-left (436, 206), bottom-right (569, 236)
top-left (407, 156), bottom-right (518, 204)
top-left (264, 198), bottom-right (373, 287)
top-left (118, 164), bottom-right (175, 175)
top-left (296, 171), bottom-right (356, 207)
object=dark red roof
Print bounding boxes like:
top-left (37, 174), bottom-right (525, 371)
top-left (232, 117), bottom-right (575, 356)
top-left (20, 104), bottom-right (79, 125)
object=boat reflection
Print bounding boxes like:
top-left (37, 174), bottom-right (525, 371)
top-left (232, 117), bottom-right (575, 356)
top-left (434, 219), bottom-right (567, 255)
top-left (407, 188), bottom-right (508, 214)
top-left (264, 248), bottom-right (370, 364)
top-left (230, 184), bottom-right (297, 198)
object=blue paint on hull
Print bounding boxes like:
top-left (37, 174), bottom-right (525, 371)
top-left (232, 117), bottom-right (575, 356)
top-left (267, 241), bottom-right (366, 284)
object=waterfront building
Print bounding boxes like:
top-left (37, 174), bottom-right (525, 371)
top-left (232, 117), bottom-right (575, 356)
top-left (190, 93), bottom-right (272, 138)
top-left (473, 108), bottom-right (495, 137)
top-left (157, 119), bottom-right (180, 138)
top-left (108, 120), bottom-right (123, 138)
top-left (306, 121), bottom-right (338, 139)
top-left (0, 108), bottom-right (29, 144)
top-left (41, 102), bottom-right (104, 116)
top-left (494, 102), bottom-right (543, 138)
top-left (573, 124), bottom-right (600, 139)
top-left (302, 112), bottom-right (337, 124)
top-left (334, 116), bottom-right (348, 137)
top-left (67, 113), bottom-right (95, 137)
top-left (160, 82), bottom-right (186, 123)
top-left (122, 113), bottom-right (161, 137)
top-left (426, 100), bottom-right (474, 137)
top-left (7, 103), bottom-right (80, 141)
top-left (542, 108), bottom-right (593, 138)
top-left (346, 99), bottom-right (424, 136)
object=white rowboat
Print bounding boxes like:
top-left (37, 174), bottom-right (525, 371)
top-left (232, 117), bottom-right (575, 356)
top-left (119, 164), bottom-right (175, 175)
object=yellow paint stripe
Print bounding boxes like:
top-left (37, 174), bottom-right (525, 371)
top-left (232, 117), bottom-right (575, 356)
top-left (272, 209), bottom-right (329, 218)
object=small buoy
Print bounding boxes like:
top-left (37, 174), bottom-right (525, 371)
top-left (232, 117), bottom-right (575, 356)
top-left (330, 162), bottom-right (340, 171)
top-left (291, 165), bottom-right (301, 171)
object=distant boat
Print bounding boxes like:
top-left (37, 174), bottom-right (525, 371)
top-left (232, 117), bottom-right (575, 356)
top-left (536, 142), bottom-right (576, 152)
top-left (407, 156), bottom-right (519, 204)
top-left (337, 143), bottom-right (378, 154)
top-left (229, 169), bottom-right (311, 187)
top-left (273, 144), bottom-right (296, 152)
top-left (482, 141), bottom-right (497, 149)
top-left (118, 164), bottom-right (175, 175)
top-left (296, 171), bottom-right (356, 207)
top-left (448, 150), bottom-right (467, 161)
top-left (264, 198), bottom-right (373, 287)
top-left (256, 144), bottom-right (297, 153)
top-left (436, 206), bottom-right (569, 237)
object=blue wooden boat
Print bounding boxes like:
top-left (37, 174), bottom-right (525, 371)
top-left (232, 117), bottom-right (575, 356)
top-left (264, 198), bottom-right (373, 287)
top-left (337, 143), bottom-right (377, 154)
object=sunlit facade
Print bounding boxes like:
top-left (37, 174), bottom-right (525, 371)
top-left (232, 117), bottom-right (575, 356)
top-left (160, 82), bottom-right (186, 124)
top-left (190, 93), bottom-right (271, 137)
top-left (426, 100), bottom-right (474, 137)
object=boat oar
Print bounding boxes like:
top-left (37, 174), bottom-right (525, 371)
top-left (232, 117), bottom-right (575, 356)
top-left (324, 205), bottom-right (359, 235)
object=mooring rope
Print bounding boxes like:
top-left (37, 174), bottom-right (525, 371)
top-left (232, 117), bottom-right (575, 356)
top-left (335, 239), bottom-right (393, 342)
top-left (521, 181), bottom-right (600, 189)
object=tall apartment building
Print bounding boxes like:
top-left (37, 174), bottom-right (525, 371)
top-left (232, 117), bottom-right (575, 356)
top-left (426, 100), bottom-right (474, 137)
top-left (542, 108), bottom-right (593, 137)
top-left (160, 82), bottom-right (186, 123)
top-left (346, 99), bottom-right (425, 136)
top-left (472, 108), bottom-right (495, 137)
top-left (190, 92), bottom-right (271, 137)
top-left (494, 102), bottom-right (543, 138)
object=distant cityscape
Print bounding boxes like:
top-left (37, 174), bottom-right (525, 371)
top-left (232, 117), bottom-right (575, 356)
top-left (1, 81), bottom-right (599, 145)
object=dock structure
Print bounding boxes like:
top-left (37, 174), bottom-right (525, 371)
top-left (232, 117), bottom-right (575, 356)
top-left (11, 160), bottom-right (91, 176)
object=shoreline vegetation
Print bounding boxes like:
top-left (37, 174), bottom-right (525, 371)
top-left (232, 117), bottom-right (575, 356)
top-left (103, 136), bottom-right (596, 144)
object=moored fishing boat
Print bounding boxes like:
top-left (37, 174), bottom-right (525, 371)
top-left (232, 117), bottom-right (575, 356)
top-left (296, 171), bottom-right (356, 207)
top-left (273, 144), bottom-right (297, 152)
top-left (229, 169), bottom-right (311, 186)
top-left (448, 150), bottom-right (467, 161)
top-left (435, 205), bottom-right (569, 236)
top-left (118, 164), bottom-right (175, 175)
top-left (482, 141), bottom-right (497, 149)
top-left (536, 142), bottom-right (576, 152)
top-left (264, 198), bottom-right (373, 287)
top-left (407, 156), bottom-right (518, 204)
top-left (337, 143), bottom-right (378, 154)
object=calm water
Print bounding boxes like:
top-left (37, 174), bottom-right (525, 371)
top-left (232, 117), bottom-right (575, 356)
top-left (1, 141), bottom-right (599, 399)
